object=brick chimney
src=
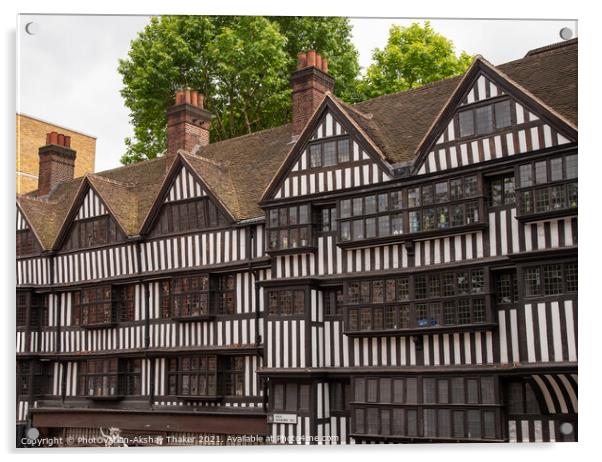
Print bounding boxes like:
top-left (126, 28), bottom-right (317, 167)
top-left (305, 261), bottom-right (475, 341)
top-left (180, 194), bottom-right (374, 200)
top-left (167, 88), bottom-right (212, 157)
top-left (37, 131), bottom-right (76, 196)
top-left (291, 50), bottom-right (334, 139)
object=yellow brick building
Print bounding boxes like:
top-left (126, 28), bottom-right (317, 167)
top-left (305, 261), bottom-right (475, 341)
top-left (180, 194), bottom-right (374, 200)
top-left (16, 114), bottom-right (96, 194)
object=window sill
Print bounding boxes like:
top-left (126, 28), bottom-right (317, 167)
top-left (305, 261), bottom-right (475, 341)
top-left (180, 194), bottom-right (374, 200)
top-left (172, 315), bottom-right (215, 322)
top-left (266, 246), bottom-right (318, 257)
top-left (176, 394), bottom-right (224, 402)
top-left (337, 223), bottom-right (488, 249)
top-left (343, 322), bottom-right (497, 337)
top-left (80, 322), bottom-right (118, 330)
top-left (349, 433), bottom-right (504, 444)
top-left (85, 395), bottom-right (124, 401)
top-left (516, 207), bottom-right (577, 223)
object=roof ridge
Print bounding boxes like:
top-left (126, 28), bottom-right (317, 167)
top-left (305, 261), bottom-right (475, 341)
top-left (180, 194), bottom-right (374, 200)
top-left (88, 173), bottom-right (135, 188)
top-left (195, 122), bottom-right (292, 154)
top-left (525, 38), bottom-right (578, 57)
top-left (353, 73), bottom-right (462, 108)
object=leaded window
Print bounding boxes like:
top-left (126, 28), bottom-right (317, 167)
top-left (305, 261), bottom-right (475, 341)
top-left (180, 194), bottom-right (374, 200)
top-left (308, 138), bottom-right (352, 168)
top-left (457, 98), bottom-right (514, 139)
top-left (267, 204), bottom-right (312, 251)
top-left (267, 289), bottom-right (305, 316)
top-left (517, 154), bottom-right (577, 216)
top-left (352, 376), bottom-right (500, 441)
top-left (338, 175), bottom-right (481, 242)
top-left (523, 262), bottom-right (577, 297)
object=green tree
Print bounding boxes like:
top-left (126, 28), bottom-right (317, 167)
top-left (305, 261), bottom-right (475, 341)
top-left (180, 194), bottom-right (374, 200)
top-left (118, 16), bottom-right (360, 164)
top-left (358, 21), bottom-right (473, 99)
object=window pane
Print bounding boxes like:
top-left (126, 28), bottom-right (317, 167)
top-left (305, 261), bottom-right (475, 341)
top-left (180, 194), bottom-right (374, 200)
top-left (423, 378), bottom-right (437, 404)
top-left (437, 207), bottom-right (449, 229)
top-left (435, 182), bottom-right (449, 203)
top-left (310, 144), bottom-right (321, 167)
top-left (340, 222), bottom-right (351, 241)
top-left (378, 193), bottom-right (389, 212)
top-left (323, 141), bottom-right (337, 166)
top-left (353, 220), bottom-right (364, 240)
top-left (408, 188), bottom-right (420, 208)
top-left (525, 268), bottom-right (541, 296)
top-left (519, 164), bottom-right (533, 187)
top-left (464, 176), bottom-right (478, 197)
top-left (340, 199), bottom-right (351, 219)
top-left (567, 183), bottom-right (578, 208)
top-left (299, 205), bottom-right (310, 224)
top-left (459, 110), bottom-right (474, 137)
top-left (489, 178), bottom-right (502, 206)
top-left (337, 139), bottom-right (350, 163)
top-left (409, 211), bottom-right (421, 233)
top-left (551, 157), bottom-right (563, 181)
top-left (494, 100), bottom-right (512, 128)
top-left (422, 185), bottom-right (434, 205)
top-left (391, 214), bottom-right (404, 235)
top-left (423, 208), bottom-right (435, 231)
top-left (521, 191), bottom-right (533, 214)
top-left (450, 179), bottom-right (463, 201)
top-left (451, 204), bottom-right (464, 227)
top-left (406, 378), bottom-right (418, 404)
top-left (565, 154), bottom-right (577, 179)
top-left (551, 185), bottom-right (565, 209)
top-left (364, 195), bottom-right (377, 215)
top-left (378, 215), bottom-right (390, 236)
top-left (390, 191), bottom-right (403, 210)
top-left (504, 176), bottom-right (515, 204)
top-left (352, 198), bottom-right (363, 216)
top-left (475, 105), bottom-right (494, 135)
top-left (535, 161), bottom-right (548, 184)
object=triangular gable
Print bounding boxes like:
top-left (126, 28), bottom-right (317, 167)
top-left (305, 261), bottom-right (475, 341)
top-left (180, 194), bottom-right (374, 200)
top-left (164, 163), bottom-right (208, 203)
top-left (140, 156), bottom-right (235, 236)
top-left (53, 179), bottom-right (129, 250)
top-left (413, 58), bottom-right (578, 175)
top-left (262, 95), bottom-right (394, 202)
top-left (16, 206), bottom-right (30, 231)
top-left (74, 187), bottom-right (108, 220)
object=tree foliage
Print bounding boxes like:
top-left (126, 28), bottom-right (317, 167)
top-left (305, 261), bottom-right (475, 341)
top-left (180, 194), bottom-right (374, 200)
top-left (118, 16), bottom-right (360, 164)
top-left (357, 21), bottom-right (473, 99)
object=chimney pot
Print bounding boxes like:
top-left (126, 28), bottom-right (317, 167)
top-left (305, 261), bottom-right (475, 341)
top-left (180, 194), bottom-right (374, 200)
top-left (49, 132), bottom-right (58, 145)
top-left (57, 134), bottom-right (65, 146)
top-left (198, 93), bottom-right (204, 109)
top-left (321, 57), bottom-right (329, 74)
top-left (191, 91), bottom-right (198, 107)
top-left (64, 136), bottom-right (71, 148)
top-left (315, 54), bottom-right (322, 70)
top-left (184, 89), bottom-right (191, 105)
top-left (297, 52), bottom-right (307, 69)
top-left (307, 50), bottom-right (316, 67)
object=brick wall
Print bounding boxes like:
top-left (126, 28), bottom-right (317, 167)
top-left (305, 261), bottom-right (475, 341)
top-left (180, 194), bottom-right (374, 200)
top-left (16, 114), bottom-right (96, 194)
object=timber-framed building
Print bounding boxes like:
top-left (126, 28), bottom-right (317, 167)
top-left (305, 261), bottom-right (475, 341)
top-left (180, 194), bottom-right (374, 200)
top-left (16, 40), bottom-right (578, 446)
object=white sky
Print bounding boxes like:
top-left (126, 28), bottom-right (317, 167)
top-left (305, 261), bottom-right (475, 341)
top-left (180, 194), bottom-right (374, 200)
top-left (17, 15), bottom-right (577, 172)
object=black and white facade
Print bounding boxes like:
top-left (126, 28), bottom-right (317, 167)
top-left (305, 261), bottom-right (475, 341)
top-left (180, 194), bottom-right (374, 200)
top-left (16, 41), bottom-right (578, 446)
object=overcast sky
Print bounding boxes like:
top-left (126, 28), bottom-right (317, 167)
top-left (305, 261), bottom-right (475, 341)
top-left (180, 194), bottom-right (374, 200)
top-left (17, 15), bottom-right (577, 172)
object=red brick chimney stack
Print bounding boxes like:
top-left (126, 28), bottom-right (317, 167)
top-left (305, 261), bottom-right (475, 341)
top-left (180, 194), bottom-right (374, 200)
top-left (291, 50), bottom-right (334, 139)
top-left (37, 131), bottom-right (76, 196)
top-left (166, 88), bottom-right (212, 157)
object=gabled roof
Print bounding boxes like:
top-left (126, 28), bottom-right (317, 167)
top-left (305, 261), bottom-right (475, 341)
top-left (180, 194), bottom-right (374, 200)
top-left (345, 38), bottom-right (577, 165)
top-left (16, 38), bottom-right (577, 252)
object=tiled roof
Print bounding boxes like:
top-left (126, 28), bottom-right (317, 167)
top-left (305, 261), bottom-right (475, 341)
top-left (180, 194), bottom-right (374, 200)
top-left (16, 39), bottom-right (578, 250)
